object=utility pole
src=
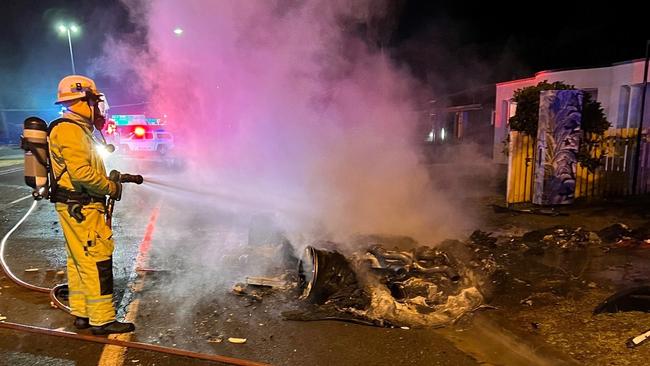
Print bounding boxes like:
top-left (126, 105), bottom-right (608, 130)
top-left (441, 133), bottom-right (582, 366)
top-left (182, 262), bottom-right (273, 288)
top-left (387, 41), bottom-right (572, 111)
top-left (632, 40), bottom-right (650, 194)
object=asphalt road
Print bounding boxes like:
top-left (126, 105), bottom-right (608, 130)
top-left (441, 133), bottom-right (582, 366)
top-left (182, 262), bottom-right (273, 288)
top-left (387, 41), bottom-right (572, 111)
top-left (10, 148), bottom-right (628, 366)
top-left (0, 154), bottom-right (482, 366)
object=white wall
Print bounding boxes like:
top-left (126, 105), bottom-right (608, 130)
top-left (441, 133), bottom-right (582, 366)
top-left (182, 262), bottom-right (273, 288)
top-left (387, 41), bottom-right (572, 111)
top-left (493, 59), bottom-right (649, 163)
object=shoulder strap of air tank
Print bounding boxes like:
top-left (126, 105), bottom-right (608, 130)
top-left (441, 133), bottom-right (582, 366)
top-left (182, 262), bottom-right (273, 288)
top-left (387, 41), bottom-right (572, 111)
top-left (47, 118), bottom-right (81, 188)
top-left (48, 118), bottom-right (84, 135)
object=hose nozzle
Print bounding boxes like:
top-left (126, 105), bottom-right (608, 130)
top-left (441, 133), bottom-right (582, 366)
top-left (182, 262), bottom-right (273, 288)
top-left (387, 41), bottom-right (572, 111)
top-left (109, 170), bottom-right (144, 185)
top-left (119, 174), bottom-right (144, 185)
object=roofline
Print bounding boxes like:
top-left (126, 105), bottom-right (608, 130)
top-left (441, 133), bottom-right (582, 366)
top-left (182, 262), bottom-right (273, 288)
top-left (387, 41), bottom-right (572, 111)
top-left (496, 76), bottom-right (536, 87)
top-left (442, 84), bottom-right (495, 97)
top-left (497, 57), bottom-right (647, 87)
top-left (446, 104), bottom-right (483, 112)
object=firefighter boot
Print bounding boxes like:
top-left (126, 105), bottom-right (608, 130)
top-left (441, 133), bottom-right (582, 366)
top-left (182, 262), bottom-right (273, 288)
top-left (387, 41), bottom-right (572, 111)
top-left (74, 317), bottom-right (90, 330)
top-left (91, 321), bottom-right (136, 335)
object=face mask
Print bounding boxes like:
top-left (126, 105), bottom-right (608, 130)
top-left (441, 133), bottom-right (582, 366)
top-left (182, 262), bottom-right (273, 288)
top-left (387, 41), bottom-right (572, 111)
top-left (86, 92), bottom-right (109, 131)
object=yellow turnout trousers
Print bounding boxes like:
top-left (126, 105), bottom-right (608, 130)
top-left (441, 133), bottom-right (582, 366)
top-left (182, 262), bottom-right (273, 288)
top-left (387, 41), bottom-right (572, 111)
top-left (56, 202), bottom-right (115, 326)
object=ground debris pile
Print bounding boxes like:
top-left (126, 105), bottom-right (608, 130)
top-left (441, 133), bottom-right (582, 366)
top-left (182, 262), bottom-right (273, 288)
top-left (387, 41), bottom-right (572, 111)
top-left (469, 230), bottom-right (498, 248)
top-left (598, 222), bottom-right (650, 248)
top-left (520, 226), bottom-right (600, 250)
top-left (280, 239), bottom-right (484, 328)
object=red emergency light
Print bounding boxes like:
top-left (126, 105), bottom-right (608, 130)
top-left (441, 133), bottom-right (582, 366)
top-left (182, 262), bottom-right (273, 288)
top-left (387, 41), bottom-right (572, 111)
top-left (134, 126), bottom-right (146, 137)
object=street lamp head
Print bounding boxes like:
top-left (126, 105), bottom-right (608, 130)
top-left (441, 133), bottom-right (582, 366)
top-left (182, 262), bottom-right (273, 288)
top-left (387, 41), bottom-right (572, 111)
top-left (55, 22), bottom-right (78, 74)
top-left (173, 27), bottom-right (183, 36)
top-left (56, 23), bottom-right (80, 34)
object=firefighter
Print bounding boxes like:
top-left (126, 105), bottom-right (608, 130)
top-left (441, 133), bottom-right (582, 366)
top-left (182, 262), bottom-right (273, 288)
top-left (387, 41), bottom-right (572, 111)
top-left (49, 75), bottom-right (134, 335)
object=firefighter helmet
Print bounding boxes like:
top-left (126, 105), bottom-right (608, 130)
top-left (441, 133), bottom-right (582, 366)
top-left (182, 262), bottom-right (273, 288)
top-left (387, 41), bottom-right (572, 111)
top-left (55, 75), bottom-right (100, 104)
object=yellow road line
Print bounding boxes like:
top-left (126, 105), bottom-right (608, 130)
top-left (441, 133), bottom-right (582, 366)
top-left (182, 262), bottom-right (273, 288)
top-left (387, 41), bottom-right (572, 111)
top-left (97, 204), bottom-right (160, 366)
top-left (97, 278), bottom-right (146, 366)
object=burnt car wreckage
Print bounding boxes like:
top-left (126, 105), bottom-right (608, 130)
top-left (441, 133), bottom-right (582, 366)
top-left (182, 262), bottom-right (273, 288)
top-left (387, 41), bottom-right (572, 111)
top-left (286, 243), bottom-right (483, 328)
top-left (235, 233), bottom-right (486, 328)
top-left (233, 220), bottom-right (650, 331)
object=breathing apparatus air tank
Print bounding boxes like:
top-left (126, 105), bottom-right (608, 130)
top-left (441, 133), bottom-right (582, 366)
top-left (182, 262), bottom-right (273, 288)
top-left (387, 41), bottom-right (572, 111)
top-left (22, 117), bottom-right (50, 198)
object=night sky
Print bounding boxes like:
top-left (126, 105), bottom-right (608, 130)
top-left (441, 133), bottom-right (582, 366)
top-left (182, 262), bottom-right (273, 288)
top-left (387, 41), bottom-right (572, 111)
top-left (393, 1), bottom-right (650, 92)
top-left (0, 0), bottom-right (649, 111)
top-left (0, 0), bottom-right (134, 117)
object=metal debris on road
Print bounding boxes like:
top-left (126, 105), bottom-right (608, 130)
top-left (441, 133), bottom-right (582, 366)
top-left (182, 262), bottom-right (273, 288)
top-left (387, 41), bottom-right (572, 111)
top-left (232, 284), bottom-right (245, 295)
top-left (24, 268), bottom-right (39, 272)
top-left (594, 286), bottom-right (650, 314)
top-left (246, 276), bottom-right (288, 288)
top-left (491, 204), bottom-right (568, 216)
top-left (207, 336), bottom-right (224, 343)
top-left (598, 223), bottom-right (631, 242)
top-left (627, 329), bottom-right (650, 348)
top-left (470, 230), bottom-right (497, 248)
top-left (227, 337), bottom-right (247, 344)
top-left (520, 298), bottom-right (533, 306)
top-left (521, 226), bottom-right (600, 250)
top-left (232, 284), bottom-right (263, 301)
top-left (598, 222), bottom-right (650, 248)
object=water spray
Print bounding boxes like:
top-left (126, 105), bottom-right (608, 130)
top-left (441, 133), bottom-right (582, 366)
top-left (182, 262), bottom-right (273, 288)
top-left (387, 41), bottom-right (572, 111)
top-left (143, 176), bottom-right (310, 219)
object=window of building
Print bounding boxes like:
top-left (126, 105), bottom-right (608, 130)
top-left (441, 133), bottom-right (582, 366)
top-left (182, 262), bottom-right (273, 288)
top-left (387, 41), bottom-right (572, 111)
top-left (628, 85), bottom-right (643, 128)
top-left (618, 85), bottom-right (631, 129)
top-left (508, 101), bottom-right (517, 120)
top-left (501, 100), bottom-right (509, 127)
top-left (455, 111), bottom-right (466, 139)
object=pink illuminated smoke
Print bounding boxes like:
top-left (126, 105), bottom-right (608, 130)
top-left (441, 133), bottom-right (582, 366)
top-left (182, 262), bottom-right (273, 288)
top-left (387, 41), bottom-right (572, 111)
top-left (97, 0), bottom-right (472, 243)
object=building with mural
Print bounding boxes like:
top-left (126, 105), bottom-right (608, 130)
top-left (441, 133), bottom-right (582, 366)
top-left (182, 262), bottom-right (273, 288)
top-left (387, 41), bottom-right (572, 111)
top-left (494, 58), bottom-right (650, 164)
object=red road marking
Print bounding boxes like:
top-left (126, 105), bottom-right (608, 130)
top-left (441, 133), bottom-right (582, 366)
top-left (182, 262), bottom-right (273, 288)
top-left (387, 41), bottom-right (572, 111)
top-left (99, 203), bottom-right (162, 365)
top-left (135, 205), bottom-right (160, 271)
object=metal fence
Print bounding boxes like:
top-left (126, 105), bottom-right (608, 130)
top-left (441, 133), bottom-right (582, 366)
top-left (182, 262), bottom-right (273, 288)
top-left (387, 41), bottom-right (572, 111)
top-left (506, 128), bottom-right (650, 204)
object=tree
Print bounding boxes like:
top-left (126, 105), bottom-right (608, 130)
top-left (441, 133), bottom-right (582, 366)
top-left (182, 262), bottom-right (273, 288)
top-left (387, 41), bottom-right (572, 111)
top-left (508, 81), bottom-right (611, 171)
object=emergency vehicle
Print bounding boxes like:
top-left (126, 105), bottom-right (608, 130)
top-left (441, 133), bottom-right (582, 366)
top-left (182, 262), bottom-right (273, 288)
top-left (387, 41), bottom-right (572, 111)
top-left (104, 115), bottom-right (174, 156)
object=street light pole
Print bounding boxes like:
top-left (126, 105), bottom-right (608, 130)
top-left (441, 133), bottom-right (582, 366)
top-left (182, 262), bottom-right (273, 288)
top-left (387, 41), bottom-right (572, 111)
top-left (632, 40), bottom-right (650, 194)
top-left (66, 28), bottom-right (76, 74)
top-left (57, 23), bottom-right (78, 74)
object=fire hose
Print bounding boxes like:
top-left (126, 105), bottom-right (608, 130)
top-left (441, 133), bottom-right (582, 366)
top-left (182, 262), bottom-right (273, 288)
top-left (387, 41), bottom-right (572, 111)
top-left (0, 199), bottom-right (71, 313)
top-left (0, 321), bottom-right (269, 366)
